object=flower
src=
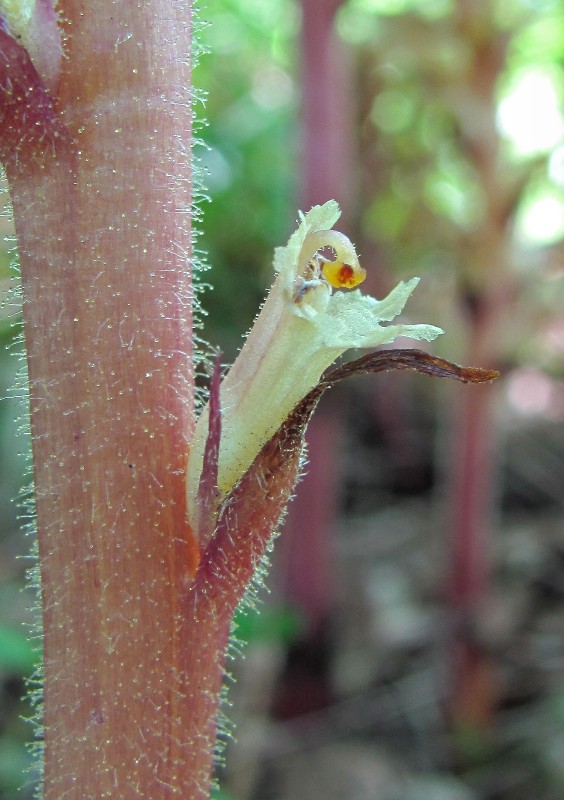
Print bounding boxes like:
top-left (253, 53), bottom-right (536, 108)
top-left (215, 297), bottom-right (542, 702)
top-left (186, 200), bottom-right (443, 529)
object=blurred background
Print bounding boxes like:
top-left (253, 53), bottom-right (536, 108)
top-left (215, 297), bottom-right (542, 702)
top-left (2, 0), bottom-right (564, 797)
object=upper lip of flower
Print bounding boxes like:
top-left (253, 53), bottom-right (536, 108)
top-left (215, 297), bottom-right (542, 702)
top-left (186, 200), bottom-right (443, 532)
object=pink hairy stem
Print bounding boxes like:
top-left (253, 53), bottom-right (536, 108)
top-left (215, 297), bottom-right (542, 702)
top-left (0, 3), bottom-right (219, 796)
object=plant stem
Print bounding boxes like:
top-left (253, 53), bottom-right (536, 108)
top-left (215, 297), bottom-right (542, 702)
top-left (448, 375), bottom-right (499, 732)
top-left (1, 2), bottom-right (229, 795)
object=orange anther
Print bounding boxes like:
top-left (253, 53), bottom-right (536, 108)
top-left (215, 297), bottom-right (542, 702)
top-left (322, 260), bottom-right (366, 289)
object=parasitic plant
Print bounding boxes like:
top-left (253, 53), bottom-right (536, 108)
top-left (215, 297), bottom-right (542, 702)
top-left (0, 3), bottom-right (497, 797)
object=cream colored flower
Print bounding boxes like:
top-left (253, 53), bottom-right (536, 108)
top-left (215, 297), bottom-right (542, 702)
top-left (186, 200), bottom-right (443, 528)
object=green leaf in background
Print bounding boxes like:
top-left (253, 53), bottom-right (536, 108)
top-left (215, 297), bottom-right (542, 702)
top-left (0, 625), bottom-right (36, 674)
top-left (211, 788), bottom-right (238, 800)
top-left (0, 736), bottom-right (32, 798)
top-left (233, 605), bottom-right (302, 646)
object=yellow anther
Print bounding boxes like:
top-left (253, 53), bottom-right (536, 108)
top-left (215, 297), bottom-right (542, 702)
top-left (322, 260), bottom-right (366, 289)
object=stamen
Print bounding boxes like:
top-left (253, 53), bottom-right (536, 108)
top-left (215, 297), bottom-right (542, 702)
top-left (322, 260), bottom-right (366, 289)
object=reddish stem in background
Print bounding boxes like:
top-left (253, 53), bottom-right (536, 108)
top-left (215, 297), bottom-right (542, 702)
top-left (300, 0), bottom-right (352, 216)
top-left (446, 312), bottom-right (501, 734)
top-left (445, 3), bottom-right (509, 737)
top-left (449, 385), bottom-right (496, 611)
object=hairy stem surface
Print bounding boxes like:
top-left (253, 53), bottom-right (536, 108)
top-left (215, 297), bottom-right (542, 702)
top-left (1, 2), bottom-right (222, 796)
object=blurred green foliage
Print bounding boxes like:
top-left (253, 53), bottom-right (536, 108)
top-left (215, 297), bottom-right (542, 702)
top-left (0, 625), bottom-right (34, 675)
top-left (233, 604), bottom-right (302, 646)
top-left (211, 788), bottom-right (238, 800)
top-left (346, 2), bottom-right (564, 261)
top-left (195, 0), bottom-right (300, 354)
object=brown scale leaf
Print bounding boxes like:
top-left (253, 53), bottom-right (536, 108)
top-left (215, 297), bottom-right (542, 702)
top-left (197, 348), bottom-right (499, 608)
top-left (321, 348), bottom-right (500, 388)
